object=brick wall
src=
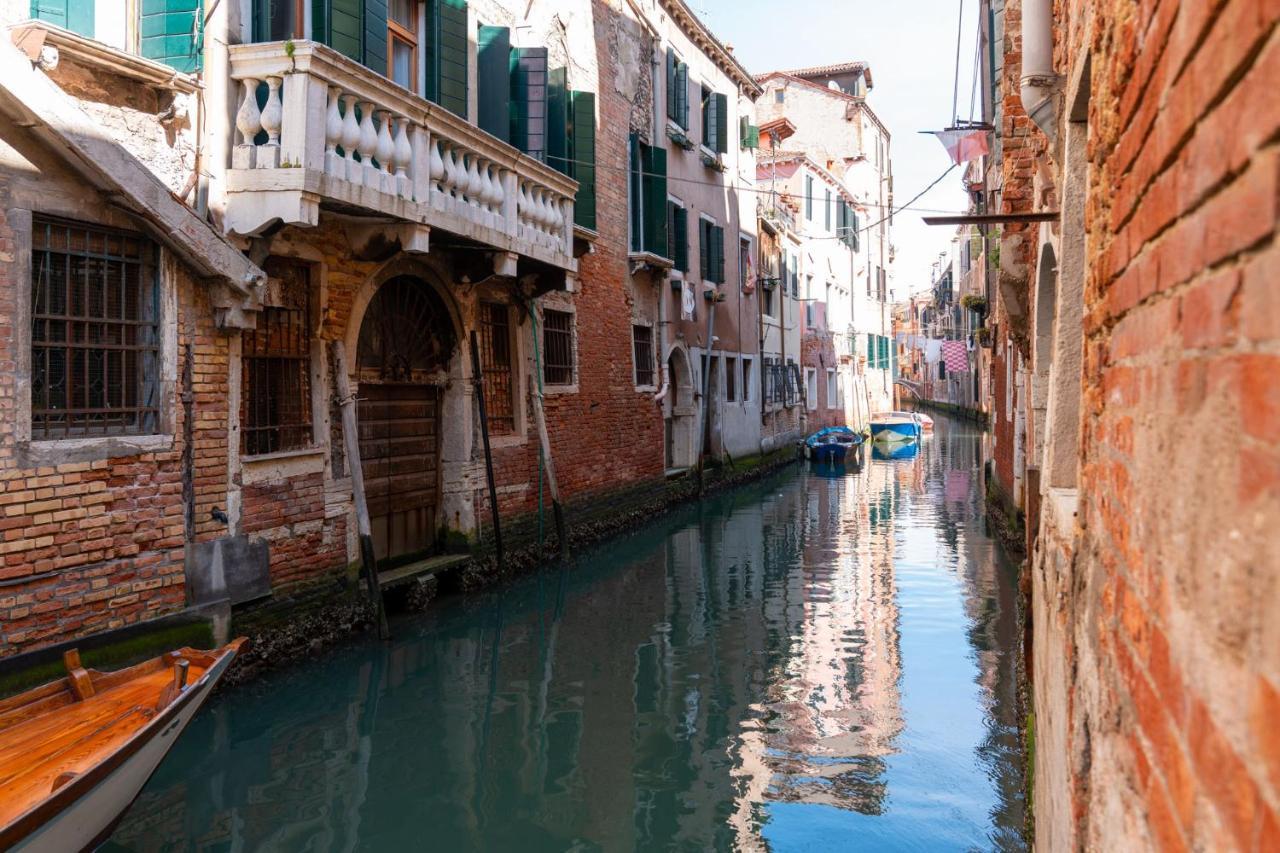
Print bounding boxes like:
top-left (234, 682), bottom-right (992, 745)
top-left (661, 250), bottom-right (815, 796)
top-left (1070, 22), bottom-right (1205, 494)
top-left (1033, 1), bottom-right (1280, 849)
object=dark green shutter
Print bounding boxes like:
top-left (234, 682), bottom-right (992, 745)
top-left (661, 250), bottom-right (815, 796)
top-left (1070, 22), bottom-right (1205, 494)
top-left (510, 47), bottom-right (548, 160)
top-left (642, 144), bottom-right (667, 255)
top-left (714, 225), bottom-right (726, 283)
top-left (363, 0), bottom-right (386, 79)
top-left (426, 0), bottom-right (468, 117)
top-left (713, 93), bottom-right (728, 155)
top-left (140, 0), bottom-right (202, 72)
top-left (32, 0), bottom-right (94, 37)
top-left (699, 219), bottom-right (709, 280)
top-left (569, 91), bottom-right (596, 231)
top-left (673, 205), bottom-right (688, 272)
top-left (477, 26), bottom-right (511, 142)
top-left (315, 0), bottom-right (362, 63)
top-left (704, 90), bottom-right (717, 151)
top-left (675, 62), bottom-right (689, 127)
top-left (547, 67), bottom-right (568, 172)
top-left (666, 50), bottom-right (678, 123)
top-left (629, 133), bottom-right (642, 251)
top-left (852, 210), bottom-right (861, 252)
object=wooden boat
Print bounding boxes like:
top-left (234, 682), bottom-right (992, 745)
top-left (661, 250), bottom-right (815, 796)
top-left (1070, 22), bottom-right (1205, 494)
top-left (0, 639), bottom-right (245, 852)
top-left (803, 426), bottom-right (863, 464)
top-left (870, 412), bottom-right (922, 443)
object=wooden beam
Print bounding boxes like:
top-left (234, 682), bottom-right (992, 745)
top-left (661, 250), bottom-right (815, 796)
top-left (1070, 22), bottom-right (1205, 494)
top-left (922, 212), bottom-right (1060, 226)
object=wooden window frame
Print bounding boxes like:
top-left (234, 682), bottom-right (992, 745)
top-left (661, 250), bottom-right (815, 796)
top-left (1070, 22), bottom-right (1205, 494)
top-left (388, 0), bottom-right (419, 93)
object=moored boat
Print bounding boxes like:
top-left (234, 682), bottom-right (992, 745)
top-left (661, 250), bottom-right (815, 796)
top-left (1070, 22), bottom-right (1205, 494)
top-left (870, 412), bottom-right (922, 443)
top-left (803, 426), bottom-right (863, 464)
top-left (0, 638), bottom-right (245, 852)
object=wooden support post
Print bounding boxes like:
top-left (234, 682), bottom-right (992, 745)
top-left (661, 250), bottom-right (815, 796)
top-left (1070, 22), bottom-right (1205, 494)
top-left (696, 297), bottom-right (718, 495)
top-left (526, 300), bottom-right (569, 560)
top-left (332, 341), bottom-right (390, 640)
top-left (469, 331), bottom-right (504, 571)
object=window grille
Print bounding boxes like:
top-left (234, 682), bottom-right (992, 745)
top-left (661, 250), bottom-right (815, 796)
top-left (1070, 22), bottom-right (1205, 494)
top-left (479, 302), bottom-right (515, 434)
top-left (725, 356), bottom-right (737, 402)
top-left (632, 325), bottom-right (654, 387)
top-left (242, 257), bottom-right (312, 455)
top-left (30, 216), bottom-right (160, 439)
top-left (542, 309), bottom-right (574, 385)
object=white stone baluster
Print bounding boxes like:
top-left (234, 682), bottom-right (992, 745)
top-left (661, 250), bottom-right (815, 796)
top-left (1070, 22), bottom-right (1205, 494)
top-left (394, 117), bottom-right (413, 199)
top-left (478, 161), bottom-right (495, 224)
top-left (233, 77), bottom-right (261, 169)
top-left (324, 87), bottom-right (343, 177)
top-left (429, 136), bottom-right (445, 199)
top-left (561, 197), bottom-right (574, 251)
top-left (501, 170), bottom-right (517, 235)
top-left (465, 155), bottom-right (482, 213)
top-left (375, 111), bottom-right (395, 195)
top-left (358, 102), bottom-right (378, 187)
top-left (258, 76), bottom-right (283, 168)
top-left (341, 94), bottom-right (361, 183)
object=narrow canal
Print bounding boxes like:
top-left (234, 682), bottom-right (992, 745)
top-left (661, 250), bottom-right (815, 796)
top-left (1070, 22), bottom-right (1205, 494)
top-left (106, 413), bottom-right (1026, 852)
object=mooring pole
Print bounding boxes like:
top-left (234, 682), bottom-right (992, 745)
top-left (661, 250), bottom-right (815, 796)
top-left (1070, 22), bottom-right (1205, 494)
top-left (332, 341), bottom-right (390, 640)
top-left (470, 331), bottom-right (504, 571)
top-left (527, 303), bottom-right (569, 561)
top-left (696, 296), bottom-right (718, 495)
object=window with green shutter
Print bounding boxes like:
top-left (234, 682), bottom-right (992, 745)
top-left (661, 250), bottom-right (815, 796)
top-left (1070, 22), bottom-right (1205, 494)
top-left (630, 134), bottom-right (643, 252)
top-left (666, 50), bottom-right (679, 124)
top-left (675, 62), bottom-right (689, 128)
top-left (426, 0), bottom-right (468, 117)
top-left (642, 144), bottom-right (667, 255)
top-left (31, 0), bottom-right (94, 37)
top-left (476, 25), bottom-right (511, 142)
top-left (140, 0), bottom-right (203, 72)
top-left (824, 189), bottom-right (832, 231)
top-left (568, 91), bottom-right (596, 231)
top-left (739, 116), bottom-right (760, 150)
top-left (510, 47), bottom-right (548, 160)
top-left (712, 93), bottom-right (728, 155)
top-left (699, 220), bottom-right (724, 283)
top-left (363, 0), bottom-right (386, 79)
top-left (667, 202), bottom-right (688, 272)
top-left (805, 175), bottom-right (814, 220)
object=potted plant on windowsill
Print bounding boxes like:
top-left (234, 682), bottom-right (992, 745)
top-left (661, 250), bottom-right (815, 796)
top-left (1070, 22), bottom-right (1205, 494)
top-left (960, 294), bottom-right (988, 314)
top-left (974, 327), bottom-right (993, 347)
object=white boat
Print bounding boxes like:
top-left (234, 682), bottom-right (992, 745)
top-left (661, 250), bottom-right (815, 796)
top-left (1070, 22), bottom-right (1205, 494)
top-left (0, 639), bottom-right (244, 852)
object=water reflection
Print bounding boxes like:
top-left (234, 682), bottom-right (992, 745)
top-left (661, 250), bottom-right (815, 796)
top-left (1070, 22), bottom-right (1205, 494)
top-left (108, 414), bottom-right (1024, 852)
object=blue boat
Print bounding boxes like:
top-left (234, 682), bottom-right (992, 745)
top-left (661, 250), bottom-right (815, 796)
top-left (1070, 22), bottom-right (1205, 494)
top-left (869, 412), bottom-right (922, 443)
top-left (804, 426), bottom-right (864, 464)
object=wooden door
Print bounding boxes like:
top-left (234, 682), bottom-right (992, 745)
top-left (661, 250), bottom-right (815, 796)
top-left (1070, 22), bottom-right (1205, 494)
top-left (358, 383), bottom-right (440, 564)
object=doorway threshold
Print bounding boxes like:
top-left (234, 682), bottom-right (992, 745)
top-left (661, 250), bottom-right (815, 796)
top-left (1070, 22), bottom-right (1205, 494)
top-left (665, 467), bottom-right (692, 479)
top-left (377, 554), bottom-right (471, 590)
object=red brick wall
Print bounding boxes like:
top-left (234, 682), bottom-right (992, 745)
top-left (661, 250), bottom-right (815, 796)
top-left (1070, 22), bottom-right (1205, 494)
top-left (1036, 1), bottom-right (1280, 848)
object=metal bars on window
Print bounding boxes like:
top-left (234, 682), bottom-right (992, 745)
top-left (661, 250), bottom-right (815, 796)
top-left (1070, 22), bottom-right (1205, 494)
top-left (632, 325), bottom-right (654, 387)
top-left (30, 216), bottom-right (160, 439)
top-left (241, 258), bottom-right (312, 455)
top-left (479, 301), bottom-right (515, 434)
top-left (542, 309), bottom-right (574, 385)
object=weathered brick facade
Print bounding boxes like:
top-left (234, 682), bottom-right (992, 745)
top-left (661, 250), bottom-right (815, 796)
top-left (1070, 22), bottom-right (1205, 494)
top-left (1023, 0), bottom-right (1280, 848)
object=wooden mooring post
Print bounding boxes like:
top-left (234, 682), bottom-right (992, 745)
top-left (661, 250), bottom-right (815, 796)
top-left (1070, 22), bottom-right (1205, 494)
top-left (526, 302), bottom-right (569, 561)
top-left (469, 331), bottom-right (504, 571)
top-left (332, 341), bottom-right (390, 640)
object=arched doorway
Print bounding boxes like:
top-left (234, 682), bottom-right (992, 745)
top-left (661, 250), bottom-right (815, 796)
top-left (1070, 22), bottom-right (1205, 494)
top-left (665, 347), bottom-right (696, 470)
top-left (356, 275), bottom-right (457, 564)
top-left (1032, 243), bottom-right (1058, 463)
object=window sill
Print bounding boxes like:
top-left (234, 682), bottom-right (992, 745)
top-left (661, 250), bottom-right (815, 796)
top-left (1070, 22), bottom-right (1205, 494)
top-left (700, 149), bottom-right (727, 172)
top-left (542, 383), bottom-right (578, 396)
top-left (241, 446), bottom-right (326, 484)
top-left (11, 21), bottom-right (201, 94)
top-left (666, 123), bottom-right (695, 150)
top-left (487, 433), bottom-right (528, 450)
top-left (18, 433), bottom-right (173, 467)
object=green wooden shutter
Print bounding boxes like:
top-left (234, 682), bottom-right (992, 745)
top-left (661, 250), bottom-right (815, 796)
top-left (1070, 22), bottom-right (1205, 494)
top-left (805, 175), bottom-right (814, 220)
top-left (704, 91), bottom-right (718, 151)
top-left (713, 93), bottom-right (728, 155)
top-left (315, 0), bottom-right (362, 63)
top-left (363, 0), bottom-right (386, 79)
top-left (426, 0), bottom-right (468, 117)
top-left (642, 144), bottom-right (667, 255)
top-left (825, 189), bottom-right (832, 230)
top-left (476, 26), bottom-right (510, 142)
top-left (140, 0), bottom-right (202, 72)
top-left (699, 219), bottom-right (709, 280)
top-left (675, 62), bottom-right (689, 128)
top-left (666, 50), bottom-right (678, 123)
top-left (569, 91), bottom-right (596, 231)
top-left (33, 0), bottom-right (94, 36)
top-left (510, 47), bottom-right (548, 160)
top-left (714, 225), bottom-right (726, 283)
top-left (547, 67), bottom-right (568, 173)
top-left (629, 133), bottom-right (642, 251)
top-left (673, 205), bottom-right (689, 272)
top-left (851, 210), bottom-right (860, 251)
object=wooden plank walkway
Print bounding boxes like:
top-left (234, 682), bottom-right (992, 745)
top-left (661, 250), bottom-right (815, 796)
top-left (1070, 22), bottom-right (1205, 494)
top-left (377, 554), bottom-right (471, 590)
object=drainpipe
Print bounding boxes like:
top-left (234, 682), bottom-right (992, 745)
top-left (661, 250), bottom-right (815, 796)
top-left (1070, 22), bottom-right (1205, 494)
top-left (654, 277), bottom-right (671, 403)
top-left (1021, 0), bottom-right (1060, 142)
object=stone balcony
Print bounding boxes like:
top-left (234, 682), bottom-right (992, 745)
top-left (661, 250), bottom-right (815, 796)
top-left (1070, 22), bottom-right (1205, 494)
top-left (226, 40), bottom-right (577, 279)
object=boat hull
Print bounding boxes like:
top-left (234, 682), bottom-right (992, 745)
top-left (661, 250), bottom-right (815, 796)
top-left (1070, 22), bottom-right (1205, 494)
top-left (870, 422), bottom-right (920, 443)
top-left (6, 646), bottom-right (239, 853)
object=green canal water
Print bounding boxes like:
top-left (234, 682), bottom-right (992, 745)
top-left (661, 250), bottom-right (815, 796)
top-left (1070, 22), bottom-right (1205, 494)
top-left (106, 414), bottom-right (1025, 851)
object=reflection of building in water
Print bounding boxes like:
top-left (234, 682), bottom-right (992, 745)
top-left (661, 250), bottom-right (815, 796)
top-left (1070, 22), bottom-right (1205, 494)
top-left (758, 461), bottom-right (904, 814)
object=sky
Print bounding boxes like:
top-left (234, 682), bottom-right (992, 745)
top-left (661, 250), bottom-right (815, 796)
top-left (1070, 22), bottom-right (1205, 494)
top-left (694, 0), bottom-right (983, 295)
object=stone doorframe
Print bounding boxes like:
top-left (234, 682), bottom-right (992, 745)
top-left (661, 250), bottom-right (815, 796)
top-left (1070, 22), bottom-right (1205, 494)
top-left (344, 255), bottom-right (479, 538)
top-left (664, 343), bottom-right (697, 470)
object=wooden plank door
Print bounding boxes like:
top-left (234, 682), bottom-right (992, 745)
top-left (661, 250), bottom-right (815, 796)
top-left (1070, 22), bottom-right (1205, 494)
top-left (357, 383), bottom-right (440, 564)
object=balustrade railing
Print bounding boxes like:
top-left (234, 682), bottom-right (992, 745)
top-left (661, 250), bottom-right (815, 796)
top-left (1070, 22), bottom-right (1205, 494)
top-left (226, 40), bottom-right (576, 264)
